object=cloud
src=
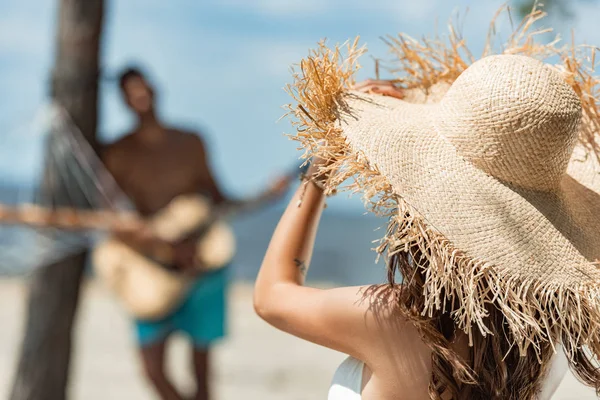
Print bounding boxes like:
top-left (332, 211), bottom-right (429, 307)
top-left (371, 0), bottom-right (442, 20)
top-left (0, 1), bottom-right (54, 57)
top-left (216, 0), bottom-right (326, 17)
top-left (0, 0), bottom-right (56, 128)
top-left (567, 2), bottom-right (600, 44)
top-left (213, 0), bottom-right (447, 21)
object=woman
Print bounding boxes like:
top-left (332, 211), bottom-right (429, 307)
top-left (254, 12), bottom-right (600, 400)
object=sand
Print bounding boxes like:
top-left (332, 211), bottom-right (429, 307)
top-left (0, 279), bottom-right (596, 399)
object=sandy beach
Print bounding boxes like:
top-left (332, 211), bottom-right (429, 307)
top-left (0, 278), bottom-right (596, 400)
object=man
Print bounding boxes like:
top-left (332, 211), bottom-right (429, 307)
top-left (101, 67), bottom-right (287, 400)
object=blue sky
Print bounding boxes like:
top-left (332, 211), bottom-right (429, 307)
top-left (1, 0), bottom-right (599, 212)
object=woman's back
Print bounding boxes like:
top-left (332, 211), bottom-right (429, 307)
top-left (329, 316), bottom-right (568, 400)
top-left (357, 323), bottom-right (452, 399)
top-left (356, 315), bottom-right (463, 399)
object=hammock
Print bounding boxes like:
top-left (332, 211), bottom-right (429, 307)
top-left (0, 104), bottom-right (133, 276)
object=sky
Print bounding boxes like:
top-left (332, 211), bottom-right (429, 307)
top-left (0, 0), bottom-right (599, 212)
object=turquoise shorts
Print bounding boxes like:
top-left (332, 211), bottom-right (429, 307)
top-left (134, 267), bottom-right (229, 348)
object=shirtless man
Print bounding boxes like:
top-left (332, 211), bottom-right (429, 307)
top-left (101, 68), bottom-right (287, 400)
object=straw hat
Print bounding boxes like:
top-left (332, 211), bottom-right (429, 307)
top-left (287, 11), bottom-right (600, 362)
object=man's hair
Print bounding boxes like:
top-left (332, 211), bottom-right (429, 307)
top-left (118, 67), bottom-right (147, 92)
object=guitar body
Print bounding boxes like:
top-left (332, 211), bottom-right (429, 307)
top-left (92, 194), bottom-right (236, 320)
top-left (92, 238), bottom-right (191, 320)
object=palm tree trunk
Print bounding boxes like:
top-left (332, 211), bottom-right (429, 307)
top-left (10, 1), bottom-right (105, 399)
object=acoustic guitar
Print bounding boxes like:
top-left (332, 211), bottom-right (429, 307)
top-left (0, 164), bottom-right (307, 320)
top-left (93, 191), bottom-right (274, 321)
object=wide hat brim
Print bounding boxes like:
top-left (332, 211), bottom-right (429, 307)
top-left (287, 40), bottom-right (600, 357)
top-left (341, 89), bottom-right (600, 286)
top-left (339, 89), bottom-right (600, 339)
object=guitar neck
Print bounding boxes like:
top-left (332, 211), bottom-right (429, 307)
top-left (0, 192), bottom-right (272, 234)
top-left (0, 191), bottom-right (275, 235)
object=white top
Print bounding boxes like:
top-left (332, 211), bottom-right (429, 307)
top-left (328, 356), bottom-right (363, 400)
top-left (328, 345), bottom-right (568, 400)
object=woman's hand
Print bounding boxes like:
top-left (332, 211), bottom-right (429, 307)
top-left (306, 156), bottom-right (328, 181)
top-left (306, 155), bottom-right (338, 193)
top-left (354, 79), bottom-right (404, 99)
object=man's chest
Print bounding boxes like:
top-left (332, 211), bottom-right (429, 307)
top-left (112, 141), bottom-right (202, 210)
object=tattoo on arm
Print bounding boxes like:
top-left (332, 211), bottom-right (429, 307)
top-left (294, 258), bottom-right (308, 276)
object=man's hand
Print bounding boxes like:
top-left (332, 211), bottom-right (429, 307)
top-left (353, 79), bottom-right (404, 99)
top-left (114, 226), bottom-right (170, 260)
top-left (266, 175), bottom-right (293, 199)
top-left (172, 238), bottom-right (199, 272)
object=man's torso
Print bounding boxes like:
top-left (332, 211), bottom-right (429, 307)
top-left (102, 128), bottom-right (212, 216)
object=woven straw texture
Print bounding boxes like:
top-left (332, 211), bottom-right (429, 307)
top-left (286, 7), bottom-right (600, 362)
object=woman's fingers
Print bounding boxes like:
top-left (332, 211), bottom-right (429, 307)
top-left (354, 80), bottom-right (404, 99)
top-left (353, 79), bottom-right (396, 90)
top-left (369, 85), bottom-right (404, 99)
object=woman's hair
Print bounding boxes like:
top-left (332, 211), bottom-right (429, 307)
top-left (384, 245), bottom-right (600, 400)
